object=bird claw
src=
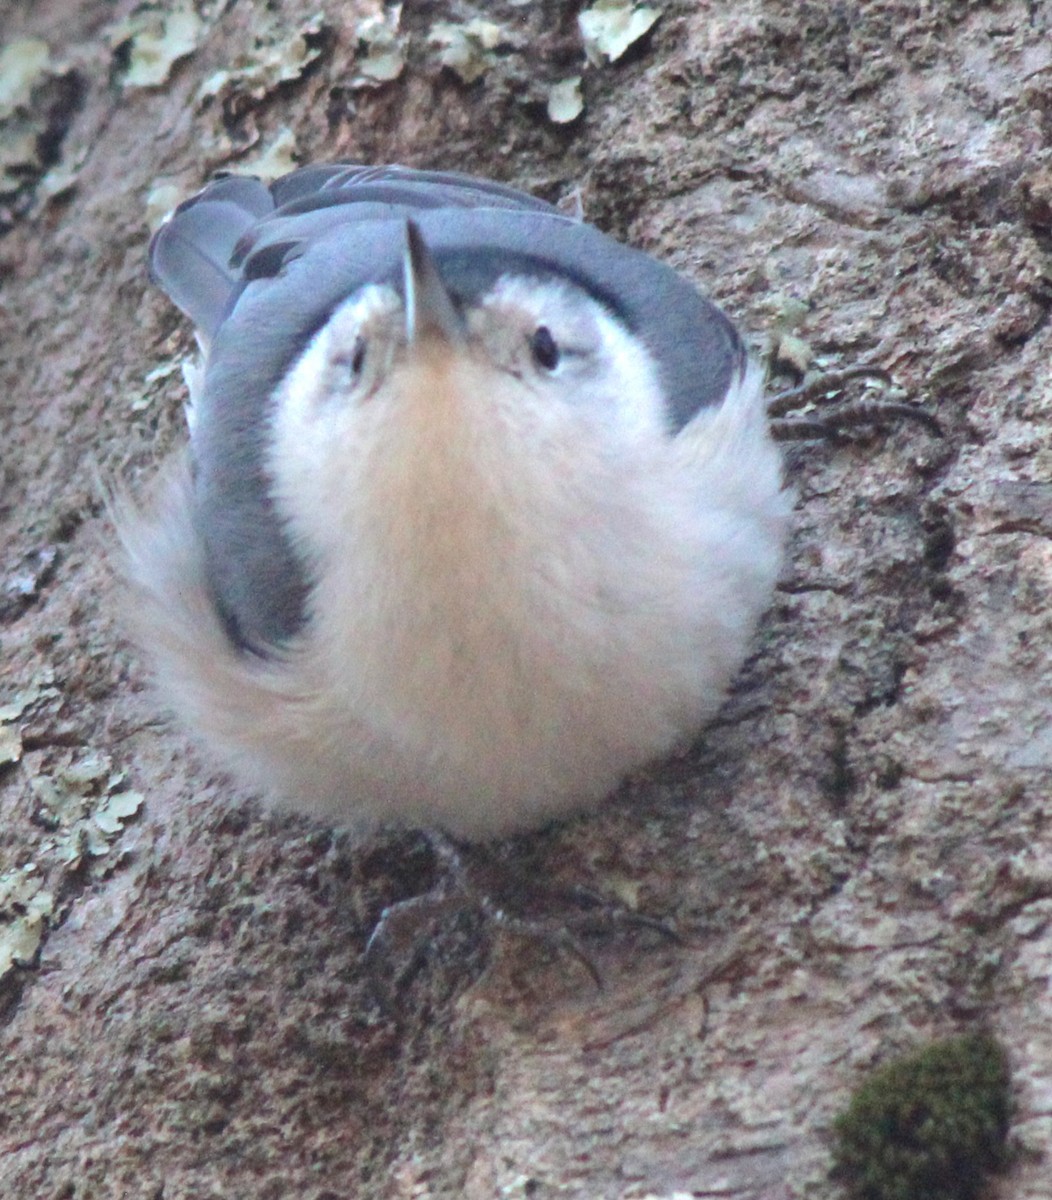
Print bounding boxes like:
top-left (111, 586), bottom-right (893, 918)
top-left (361, 831), bottom-right (677, 1003)
top-left (767, 363), bottom-right (942, 440)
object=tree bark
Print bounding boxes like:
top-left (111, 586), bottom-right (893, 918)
top-left (1, 1), bottom-right (1050, 1197)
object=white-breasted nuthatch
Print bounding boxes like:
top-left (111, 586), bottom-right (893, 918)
top-left (120, 164), bottom-right (789, 838)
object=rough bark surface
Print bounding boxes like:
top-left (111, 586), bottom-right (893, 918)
top-left (1, 1), bottom-right (1050, 1197)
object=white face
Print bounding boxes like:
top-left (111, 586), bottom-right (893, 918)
top-left (466, 276), bottom-right (649, 424)
top-left (273, 274), bottom-right (667, 437)
top-left (265, 273), bottom-right (671, 569)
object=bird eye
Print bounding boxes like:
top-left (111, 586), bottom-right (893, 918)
top-left (350, 336), bottom-right (366, 377)
top-left (333, 335), bottom-right (367, 381)
top-left (530, 325), bottom-right (560, 372)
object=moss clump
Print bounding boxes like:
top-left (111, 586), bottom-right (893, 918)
top-left (831, 1032), bottom-right (1013, 1200)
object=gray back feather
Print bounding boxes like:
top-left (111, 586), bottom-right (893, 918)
top-left (149, 164), bottom-right (745, 654)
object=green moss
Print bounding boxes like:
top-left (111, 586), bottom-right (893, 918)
top-left (831, 1032), bottom-right (1013, 1200)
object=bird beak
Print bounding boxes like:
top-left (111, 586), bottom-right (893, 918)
top-left (403, 219), bottom-right (464, 345)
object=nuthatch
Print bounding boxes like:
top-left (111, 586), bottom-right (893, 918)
top-left (120, 164), bottom-right (789, 838)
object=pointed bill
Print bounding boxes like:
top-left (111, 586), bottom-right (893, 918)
top-left (403, 219), bottom-right (464, 344)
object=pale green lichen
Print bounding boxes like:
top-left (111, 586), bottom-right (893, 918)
top-left (30, 750), bottom-right (144, 863)
top-left (0, 37), bottom-right (51, 119)
top-left (112, 5), bottom-right (205, 90)
top-left (578, 1), bottom-right (660, 67)
top-left (244, 126), bottom-right (300, 182)
top-left (0, 722), bottom-right (21, 766)
top-left (0, 865), bottom-right (54, 978)
top-left (429, 19), bottom-right (505, 85)
top-left (353, 11), bottom-right (405, 87)
top-left (195, 13), bottom-right (327, 103)
top-left (547, 77), bottom-right (584, 124)
top-left (143, 184), bottom-right (183, 234)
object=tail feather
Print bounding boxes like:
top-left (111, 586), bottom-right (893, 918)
top-left (149, 177), bottom-right (274, 341)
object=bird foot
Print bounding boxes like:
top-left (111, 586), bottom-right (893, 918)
top-left (362, 830), bottom-right (679, 1003)
top-left (768, 364), bottom-right (942, 440)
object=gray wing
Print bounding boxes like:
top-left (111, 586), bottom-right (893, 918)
top-left (148, 175), bottom-right (273, 341)
top-left (150, 164), bottom-right (556, 341)
top-left (149, 164), bottom-right (745, 655)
